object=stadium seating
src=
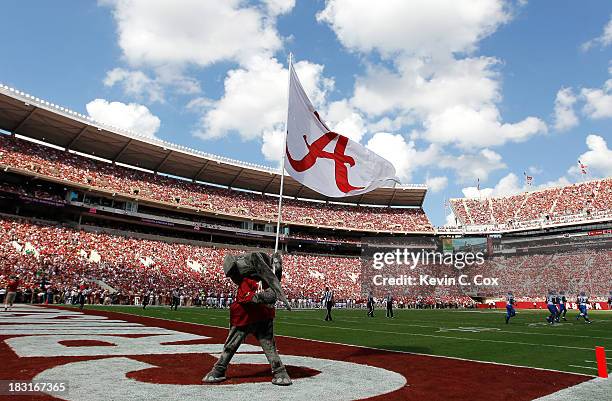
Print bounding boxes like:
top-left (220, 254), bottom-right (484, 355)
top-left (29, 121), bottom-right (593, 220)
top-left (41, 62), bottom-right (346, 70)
top-left (1, 216), bottom-right (609, 306)
top-left (0, 216), bottom-right (362, 301)
top-left (0, 135), bottom-right (432, 233)
top-left (450, 178), bottom-right (612, 228)
top-left (471, 252), bottom-right (612, 301)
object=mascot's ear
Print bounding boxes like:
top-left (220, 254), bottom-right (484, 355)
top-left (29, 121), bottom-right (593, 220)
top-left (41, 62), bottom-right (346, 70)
top-left (222, 255), bottom-right (239, 277)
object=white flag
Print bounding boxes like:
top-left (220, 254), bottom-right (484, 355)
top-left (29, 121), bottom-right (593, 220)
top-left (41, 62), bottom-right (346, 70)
top-left (285, 63), bottom-right (399, 198)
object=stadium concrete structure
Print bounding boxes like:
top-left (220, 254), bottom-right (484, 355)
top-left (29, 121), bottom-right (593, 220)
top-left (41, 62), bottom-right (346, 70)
top-left (0, 84), bottom-right (611, 303)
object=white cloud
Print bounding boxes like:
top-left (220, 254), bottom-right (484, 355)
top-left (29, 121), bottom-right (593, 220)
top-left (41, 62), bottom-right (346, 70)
top-left (461, 186), bottom-right (489, 199)
top-left (185, 97), bottom-right (213, 112)
top-left (317, 0), bottom-right (510, 58)
top-left (527, 165), bottom-right (543, 175)
top-left (367, 114), bottom-right (415, 133)
top-left (581, 79), bottom-right (612, 119)
top-left (440, 148), bottom-right (506, 182)
top-left (262, 0), bottom-right (295, 16)
top-left (581, 15), bottom-right (612, 51)
top-left (103, 0), bottom-right (283, 68)
top-left (324, 100), bottom-right (367, 143)
top-left (260, 128), bottom-right (285, 163)
top-left (537, 176), bottom-right (570, 190)
top-left (196, 57), bottom-right (333, 140)
top-left (425, 175), bottom-right (448, 193)
top-left (101, 0), bottom-right (285, 103)
top-left (553, 87), bottom-right (578, 131)
top-left (351, 56), bottom-right (501, 120)
top-left (568, 134), bottom-right (612, 177)
top-left (461, 172), bottom-right (520, 198)
top-left (319, 2), bottom-right (544, 150)
top-left (366, 132), bottom-right (440, 181)
top-left (461, 172), bottom-right (574, 200)
top-left (421, 104), bottom-right (547, 149)
top-left (86, 99), bottom-right (161, 138)
top-left (104, 68), bottom-right (165, 103)
top-left (153, 65), bottom-right (201, 95)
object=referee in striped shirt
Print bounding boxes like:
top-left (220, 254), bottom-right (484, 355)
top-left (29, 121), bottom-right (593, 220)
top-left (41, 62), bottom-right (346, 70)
top-left (323, 287), bottom-right (334, 321)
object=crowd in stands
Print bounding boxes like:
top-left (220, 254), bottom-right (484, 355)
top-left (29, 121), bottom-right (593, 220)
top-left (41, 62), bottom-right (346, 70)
top-left (1, 215), bottom-right (609, 309)
top-left (0, 135), bottom-right (432, 233)
top-left (450, 178), bottom-right (612, 228)
top-left (476, 251), bottom-right (612, 299)
top-left (0, 216), bottom-right (363, 304)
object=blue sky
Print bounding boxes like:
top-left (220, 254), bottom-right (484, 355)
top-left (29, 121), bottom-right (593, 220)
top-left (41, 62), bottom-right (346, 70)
top-left (1, 0), bottom-right (611, 226)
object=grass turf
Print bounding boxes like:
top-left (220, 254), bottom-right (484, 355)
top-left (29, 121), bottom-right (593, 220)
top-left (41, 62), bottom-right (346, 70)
top-left (72, 305), bottom-right (612, 376)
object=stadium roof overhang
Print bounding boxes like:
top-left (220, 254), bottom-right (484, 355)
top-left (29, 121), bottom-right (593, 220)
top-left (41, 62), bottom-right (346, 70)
top-left (0, 85), bottom-right (427, 207)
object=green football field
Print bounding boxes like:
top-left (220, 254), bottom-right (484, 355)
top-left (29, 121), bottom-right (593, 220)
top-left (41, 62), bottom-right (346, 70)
top-left (74, 305), bottom-right (612, 377)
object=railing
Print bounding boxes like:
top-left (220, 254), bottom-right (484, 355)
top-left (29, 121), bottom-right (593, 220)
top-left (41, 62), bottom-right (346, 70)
top-left (437, 209), bottom-right (612, 234)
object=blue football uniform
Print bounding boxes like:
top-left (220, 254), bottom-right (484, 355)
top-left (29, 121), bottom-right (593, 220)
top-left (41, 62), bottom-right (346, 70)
top-left (505, 294), bottom-right (516, 324)
top-left (546, 294), bottom-right (557, 324)
top-left (576, 295), bottom-right (592, 323)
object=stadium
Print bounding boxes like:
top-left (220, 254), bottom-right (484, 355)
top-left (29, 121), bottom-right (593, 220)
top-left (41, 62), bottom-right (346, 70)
top-left (0, 81), bottom-right (611, 400)
top-left (2, 2), bottom-right (612, 400)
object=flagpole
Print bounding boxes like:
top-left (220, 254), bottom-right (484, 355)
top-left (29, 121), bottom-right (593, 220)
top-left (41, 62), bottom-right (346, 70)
top-left (274, 52), bottom-right (292, 254)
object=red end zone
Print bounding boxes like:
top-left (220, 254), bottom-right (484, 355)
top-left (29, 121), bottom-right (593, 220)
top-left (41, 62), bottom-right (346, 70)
top-left (0, 306), bottom-right (591, 401)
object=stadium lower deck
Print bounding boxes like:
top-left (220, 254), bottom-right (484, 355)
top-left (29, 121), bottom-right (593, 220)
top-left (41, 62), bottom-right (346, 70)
top-left (1, 305), bottom-right (611, 401)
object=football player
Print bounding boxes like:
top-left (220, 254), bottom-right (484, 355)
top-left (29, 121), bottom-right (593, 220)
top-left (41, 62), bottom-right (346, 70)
top-left (545, 290), bottom-right (557, 325)
top-left (556, 291), bottom-right (568, 322)
top-left (575, 291), bottom-right (592, 324)
top-left (505, 291), bottom-right (516, 324)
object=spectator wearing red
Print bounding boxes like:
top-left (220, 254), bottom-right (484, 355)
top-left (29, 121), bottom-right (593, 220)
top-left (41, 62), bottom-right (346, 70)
top-left (4, 274), bottom-right (19, 311)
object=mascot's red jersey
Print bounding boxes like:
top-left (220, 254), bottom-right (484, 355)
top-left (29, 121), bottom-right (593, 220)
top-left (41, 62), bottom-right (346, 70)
top-left (230, 277), bottom-right (275, 327)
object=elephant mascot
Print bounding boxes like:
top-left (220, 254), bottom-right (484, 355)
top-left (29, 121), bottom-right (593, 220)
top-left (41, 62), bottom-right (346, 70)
top-left (203, 251), bottom-right (292, 386)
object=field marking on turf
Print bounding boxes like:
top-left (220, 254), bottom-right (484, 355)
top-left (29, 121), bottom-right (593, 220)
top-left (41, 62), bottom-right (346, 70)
top-left (568, 365), bottom-right (598, 370)
top-left (280, 321), bottom-right (599, 351)
top-left (69, 306), bottom-right (598, 378)
top-left (81, 307), bottom-right (612, 338)
top-left (276, 315), bottom-right (612, 341)
top-left (584, 360), bottom-right (612, 366)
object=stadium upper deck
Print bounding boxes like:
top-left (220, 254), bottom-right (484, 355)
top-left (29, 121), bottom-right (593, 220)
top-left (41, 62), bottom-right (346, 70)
top-left (0, 135), bottom-right (433, 233)
top-left (0, 84), bottom-right (426, 207)
top-left (448, 178), bottom-right (612, 233)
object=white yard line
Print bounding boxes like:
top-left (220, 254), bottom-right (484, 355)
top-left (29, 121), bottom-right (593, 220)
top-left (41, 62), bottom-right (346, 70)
top-left (584, 360), bottom-right (612, 366)
top-left (273, 321), bottom-right (597, 350)
top-left (51, 305), bottom-right (597, 378)
top-left (568, 365), bottom-right (598, 370)
top-left (276, 315), bottom-right (612, 341)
